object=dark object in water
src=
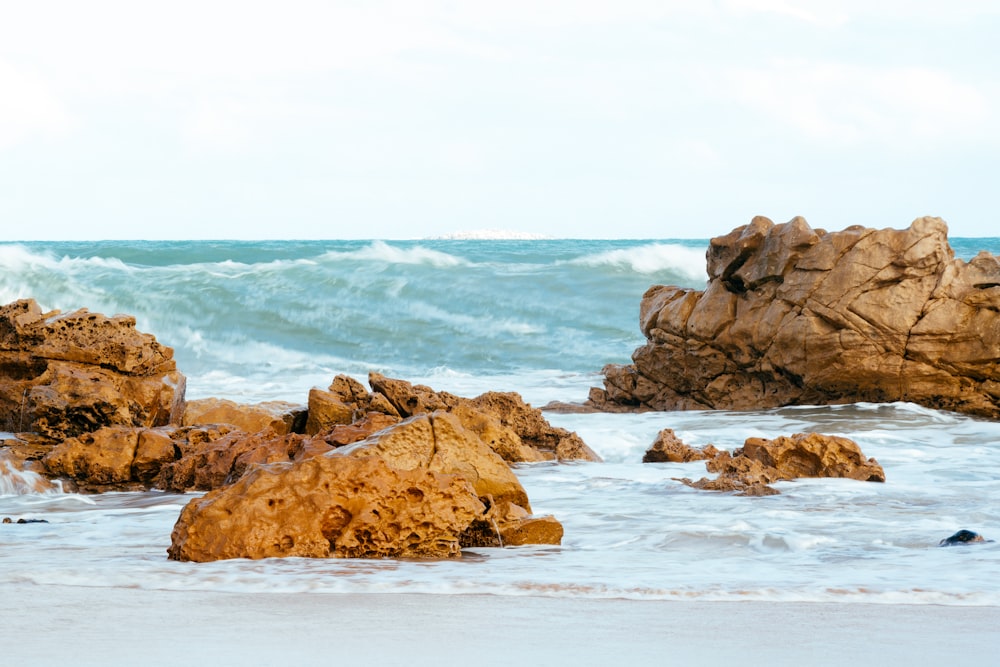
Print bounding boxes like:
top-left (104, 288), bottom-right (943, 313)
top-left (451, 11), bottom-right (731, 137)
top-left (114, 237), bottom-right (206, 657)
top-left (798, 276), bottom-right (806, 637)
top-left (939, 530), bottom-right (990, 547)
top-left (1, 517), bottom-right (49, 524)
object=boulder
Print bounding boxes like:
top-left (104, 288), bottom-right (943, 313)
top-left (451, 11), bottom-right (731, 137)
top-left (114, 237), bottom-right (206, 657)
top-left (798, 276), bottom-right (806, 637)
top-left (679, 432), bottom-right (885, 495)
top-left (42, 426), bottom-right (141, 488)
top-left (182, 398), bottom-right (305, 435)
top-left (0, 299), bottom-right (186, 439)
top-left (642, 428), bottom-right (719, 463)
top-left (167, 455), bottom-right (485, 562)
top-left (590, 217), bottom-right (1000, 419)
top-left (460, 499), bottom-right (564, 547)
top-left (304, 388), bottom-right (356, 435)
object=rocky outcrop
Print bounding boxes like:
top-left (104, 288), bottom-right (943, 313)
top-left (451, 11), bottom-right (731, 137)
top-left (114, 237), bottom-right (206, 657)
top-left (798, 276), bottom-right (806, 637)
top-left (590, 217), bottom-right (1000, 418)
top-left (679, 432), bottom-right (885, 496)
top-left (167, 456), bottom-right (485, 561)
top-left (642, 428), bottom-right (719, 463)
top-left (0, 299), bottom-right (185, 439)
top-left (166, 410), bottom-right (566, 560)
top-left (348, 373), bottom-right (601, 462)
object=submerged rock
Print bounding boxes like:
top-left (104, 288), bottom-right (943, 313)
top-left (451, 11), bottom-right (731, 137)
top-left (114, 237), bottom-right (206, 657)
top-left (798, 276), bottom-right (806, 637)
top-left (590, 217), bottom-right (1000, 419)
top-left (0, 299), bottom-right (185, 439)
top-left (678, 432), bottom-right (885, 496)
top-left (939, 530), bottom-right (992, 546)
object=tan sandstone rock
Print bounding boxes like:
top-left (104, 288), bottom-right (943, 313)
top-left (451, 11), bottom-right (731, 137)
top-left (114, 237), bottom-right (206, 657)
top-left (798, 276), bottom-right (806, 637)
top-left (43, 426), bottom-right (141, 488)
top-left (340, 411), bottom-right (532, 510)
top-left (324, 373), bottom-right (601, 462)
top-left (680, 432), bottom-right (885, 495)
top-left (0, 299), bottom-right (186, 439)
top-left (642, 428), bottom-right (719, 463)
top-left (167, 455), bottom-right (485, 562)
top-left (590, 217), bottom-right (1000, 419)
top-left (182, 398), bottom-right (304, 435)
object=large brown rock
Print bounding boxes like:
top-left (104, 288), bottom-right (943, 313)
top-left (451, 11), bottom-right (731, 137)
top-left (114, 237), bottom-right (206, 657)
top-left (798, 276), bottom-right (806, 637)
top-left (167, 455), bottom-right (485, 562)
top-left (182, 398), bottom-right (305, 435)
top-left (680, 432), bottom-right (885, 496)
top-left (0, 299), bottom-right (186, 439)
top-left (590, 217), bottom-right (1000, 418)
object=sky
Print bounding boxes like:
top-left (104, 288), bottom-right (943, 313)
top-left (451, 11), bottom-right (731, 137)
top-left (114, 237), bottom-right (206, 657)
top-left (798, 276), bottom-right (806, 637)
top-left (1, 0), bottom-right (998, 240)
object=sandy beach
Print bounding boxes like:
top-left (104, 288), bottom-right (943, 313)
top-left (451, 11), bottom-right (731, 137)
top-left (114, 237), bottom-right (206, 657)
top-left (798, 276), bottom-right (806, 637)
top-left (6, 584), bottom-right (997, 666)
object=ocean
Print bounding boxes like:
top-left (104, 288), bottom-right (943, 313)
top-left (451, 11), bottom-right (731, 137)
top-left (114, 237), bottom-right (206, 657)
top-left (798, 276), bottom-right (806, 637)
top-left (1, 235), bottom-right (999, 605)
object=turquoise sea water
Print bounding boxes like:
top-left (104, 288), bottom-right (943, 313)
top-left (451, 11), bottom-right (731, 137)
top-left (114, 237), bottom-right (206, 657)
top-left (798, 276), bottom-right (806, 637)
top-left (1, 235), bottom-right (999, 604)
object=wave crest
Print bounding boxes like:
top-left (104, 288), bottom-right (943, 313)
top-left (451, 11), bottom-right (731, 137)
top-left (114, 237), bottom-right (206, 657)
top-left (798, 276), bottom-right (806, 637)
top-left (320, 241), bottom-right (466, 267)
top-left (569, 243), bottom-right (706, 278)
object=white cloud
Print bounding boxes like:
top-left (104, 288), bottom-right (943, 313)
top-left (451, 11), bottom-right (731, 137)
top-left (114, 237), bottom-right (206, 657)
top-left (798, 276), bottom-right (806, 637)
top-left (725, 60), bottom-right (995, 147)
top-left (721, 0), bottom-right (1000, 25)
top-left (722, 0), bottom-right (850, 26)
top-left (0, 60), bottom-right (75, 150)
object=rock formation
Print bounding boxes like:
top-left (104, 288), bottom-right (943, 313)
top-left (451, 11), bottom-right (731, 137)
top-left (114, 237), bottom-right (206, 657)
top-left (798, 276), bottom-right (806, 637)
top-left (678, 432), bottom-right (885, 496)
top-left (167, 456), bottom-right (485, 561)
top-left (345, 372), bottom-right (602, 462)
top-left (167, 412), bottom-right (565, 561)
top-left (0, 299), bottom-right (185, 439)
top-left (590, 216), bottom-right (1000, 418)
top-left (642, 428), bottom-right (719, 463)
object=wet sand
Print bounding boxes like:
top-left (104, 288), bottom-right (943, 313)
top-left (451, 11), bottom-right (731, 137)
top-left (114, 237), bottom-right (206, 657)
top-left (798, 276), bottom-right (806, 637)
top-left (7, 584), bottom-right (998, 666)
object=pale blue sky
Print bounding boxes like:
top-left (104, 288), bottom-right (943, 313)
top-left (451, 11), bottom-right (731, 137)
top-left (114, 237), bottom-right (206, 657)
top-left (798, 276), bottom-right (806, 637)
top-left (1, 1), bottom-right (998, 239)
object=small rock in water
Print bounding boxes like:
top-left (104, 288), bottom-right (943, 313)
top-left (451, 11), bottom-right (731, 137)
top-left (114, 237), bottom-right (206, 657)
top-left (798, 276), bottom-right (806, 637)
top-left (938, 530), bottom-right (990, 547)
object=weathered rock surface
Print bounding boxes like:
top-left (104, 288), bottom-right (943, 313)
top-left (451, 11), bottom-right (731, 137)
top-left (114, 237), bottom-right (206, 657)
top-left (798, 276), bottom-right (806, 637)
top-left (166, 410), bottom-right (565, 560)
top-left (642, 428), bottom-right (719, 463)
top-left (167, 455), bottom-right (485, 562)
top-left (679, 432), bottom-right (885, 496)
top-left (339, 411), bottom-right (532, 510)
top-left (182, 398), bottom-right (305, 435)
top-left (590, 217), bottom-right (1000, 418)
top-left (346, 373), bottom-right (601, 462)
top-left (0, 299), bottom-right (186, 439)
top-left (43, 426), bottom-right (143, 488)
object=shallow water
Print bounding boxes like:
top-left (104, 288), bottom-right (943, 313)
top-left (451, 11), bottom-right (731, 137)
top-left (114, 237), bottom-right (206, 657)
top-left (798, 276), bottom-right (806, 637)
top-left (1, 237), bottom-right (999, 604)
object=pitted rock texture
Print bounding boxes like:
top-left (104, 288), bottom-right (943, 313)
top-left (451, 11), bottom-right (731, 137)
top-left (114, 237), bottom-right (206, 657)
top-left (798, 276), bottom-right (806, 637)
top-left (0, 299), bottom-right (185, 439)
top-left (340, 411), bottom-right (533, 510)
top-left (167, 455), bottom-right (485, 562)
top-left (590, 217), bottom-right (1000, 418)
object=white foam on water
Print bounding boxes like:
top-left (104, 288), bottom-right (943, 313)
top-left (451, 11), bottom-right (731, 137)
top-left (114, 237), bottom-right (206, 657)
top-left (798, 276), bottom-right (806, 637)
top-left (319, 240), bottom-right (467, 267)
top-left (567, 242), bottom-right (707, 279)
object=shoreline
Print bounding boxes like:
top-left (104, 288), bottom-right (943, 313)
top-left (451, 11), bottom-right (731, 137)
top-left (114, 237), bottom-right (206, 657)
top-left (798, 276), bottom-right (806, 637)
top-left (8, 584), bottom-right (998, 666)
